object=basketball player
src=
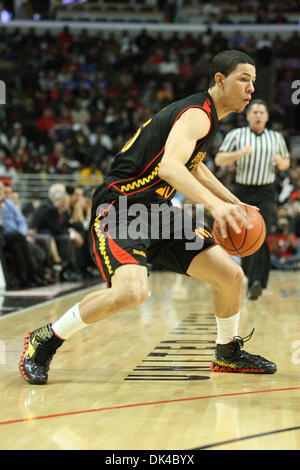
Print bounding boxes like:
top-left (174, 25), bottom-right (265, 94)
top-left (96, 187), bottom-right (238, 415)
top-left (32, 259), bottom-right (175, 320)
top-left (215, 99), bottom-right (290, 300)
top-left (19, 50), bottom-right (276, 385)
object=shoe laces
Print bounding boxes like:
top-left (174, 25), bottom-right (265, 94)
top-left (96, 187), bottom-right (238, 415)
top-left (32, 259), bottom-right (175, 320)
top-left (33, 325), bottom-right (59, 366)
top-left (35, 325), bottom-right (52, 342)
top-left (233, 328), bottom-right (255, 348)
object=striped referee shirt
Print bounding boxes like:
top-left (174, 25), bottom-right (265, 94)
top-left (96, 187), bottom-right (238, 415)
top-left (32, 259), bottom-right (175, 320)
top-left (218, 126), bottom-right (290, 185)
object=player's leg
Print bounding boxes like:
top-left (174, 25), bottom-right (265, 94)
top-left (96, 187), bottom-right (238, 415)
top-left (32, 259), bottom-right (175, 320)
top-left (187, 244), bottom-right (243, 321)
top-left (19, 263), bottom-right (149, 385)
top-left (187, 244), bottom-right (243, 347)
top-left (19, 193), bottom-right (152, 385)
top-left (187, 245), bottom-right (276, 373)
top-left (78, 264), bottom-right (149, 324)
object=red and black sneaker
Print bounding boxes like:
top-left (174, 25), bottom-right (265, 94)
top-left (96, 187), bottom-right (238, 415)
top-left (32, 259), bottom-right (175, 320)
top-left (19, 324), bottom-right (64, 385)
top-left (210, 329), bottom-right (277, 374)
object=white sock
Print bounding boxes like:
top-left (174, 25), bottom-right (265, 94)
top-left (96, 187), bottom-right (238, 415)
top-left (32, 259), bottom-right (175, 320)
top-left (215, 312), bottom-right (240, 345)
top-left (52, 303), bottom-right (87, 340)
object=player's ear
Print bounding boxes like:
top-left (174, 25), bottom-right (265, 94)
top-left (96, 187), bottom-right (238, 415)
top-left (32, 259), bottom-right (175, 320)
top-left (215, 73), bottom-right (225, 89)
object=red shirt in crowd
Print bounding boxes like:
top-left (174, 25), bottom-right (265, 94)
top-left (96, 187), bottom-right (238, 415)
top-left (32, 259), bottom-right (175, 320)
top-left (36, 115), bottom-right (57, 132)
top-left (268, 233), bottom-right (298, 259)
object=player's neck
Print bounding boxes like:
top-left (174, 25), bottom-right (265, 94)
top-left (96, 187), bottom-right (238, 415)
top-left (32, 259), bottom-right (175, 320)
top-left (208, 88), bottom-right (232, 120)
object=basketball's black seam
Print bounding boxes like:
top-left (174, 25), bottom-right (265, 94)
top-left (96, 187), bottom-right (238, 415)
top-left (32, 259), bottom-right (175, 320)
top-left (219, 206), bottom-right (265, 257)
top-left (238, 216), bottom-right (266, 256)
top-left (225, 222), bottom-right (243, 256)
top-left (238, 205), bottom-right (249, 250)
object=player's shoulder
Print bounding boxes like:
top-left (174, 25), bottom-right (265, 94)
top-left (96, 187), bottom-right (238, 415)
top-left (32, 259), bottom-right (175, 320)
top-left (174, 90), bottom-right (215, 113)
top-left (176, 107), bottom-right (211, 137)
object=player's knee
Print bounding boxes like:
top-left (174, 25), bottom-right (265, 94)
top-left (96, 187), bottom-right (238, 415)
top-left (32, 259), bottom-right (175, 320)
top-left (212, 262), bottom-right (243, 291)
top-left (128, 284), bottom-right (148, 305)
top-left (235, 264), bottom-right (244, 284)
top-left (116, 283), bottom-right (148, 309)
top-left (227, 264), bottom-right (244, 289)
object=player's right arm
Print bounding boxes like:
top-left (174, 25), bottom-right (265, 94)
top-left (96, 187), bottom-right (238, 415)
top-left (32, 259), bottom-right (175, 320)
top-left (158, 108), bottom-right (250, 237)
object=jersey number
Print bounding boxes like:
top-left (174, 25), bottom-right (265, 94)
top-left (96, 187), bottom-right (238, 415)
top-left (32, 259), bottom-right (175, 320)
top-left (121, 118), bottom-right (152, 153)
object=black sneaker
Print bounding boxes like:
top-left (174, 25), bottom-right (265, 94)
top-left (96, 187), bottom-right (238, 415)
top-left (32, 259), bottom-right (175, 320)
top-left (210, 329), bottom-right (277, 374)
top-left (247, 281), bottom-right (262, 300)
top-left (19, 324), bottom-right (64, 385)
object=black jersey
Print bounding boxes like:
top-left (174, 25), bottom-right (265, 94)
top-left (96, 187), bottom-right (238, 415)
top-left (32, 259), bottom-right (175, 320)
top-left (95, 90), bottom-right (219, 206)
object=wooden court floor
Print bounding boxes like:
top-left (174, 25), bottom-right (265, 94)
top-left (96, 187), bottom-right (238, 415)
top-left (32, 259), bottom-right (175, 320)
top-left (0, 269), bottom-right (300, 450)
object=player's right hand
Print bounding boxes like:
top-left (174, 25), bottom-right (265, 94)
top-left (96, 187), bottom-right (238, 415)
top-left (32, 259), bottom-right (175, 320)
top-left (211, 202), bottom-right (252, 239)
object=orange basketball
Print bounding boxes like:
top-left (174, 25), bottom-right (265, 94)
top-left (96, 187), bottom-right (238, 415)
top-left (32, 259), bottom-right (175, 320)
top-left (213, 205), bottom-right (266, 257)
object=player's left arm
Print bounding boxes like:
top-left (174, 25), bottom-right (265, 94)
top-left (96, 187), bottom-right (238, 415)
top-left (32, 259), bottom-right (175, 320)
top-left (273, 134), bottom-right (290, 171)
top-left (192, 161), bottom-right (241, 204)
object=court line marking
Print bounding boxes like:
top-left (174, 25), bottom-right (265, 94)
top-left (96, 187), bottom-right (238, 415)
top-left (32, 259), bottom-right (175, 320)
top-left (194, 424), bottom-right (300, 449)
top-left (1, 385), bottom-right (300, 427)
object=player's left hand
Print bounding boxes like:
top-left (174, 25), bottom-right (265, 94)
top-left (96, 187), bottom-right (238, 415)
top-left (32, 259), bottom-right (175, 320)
top-left (239, 203), bottom-right (260, 212)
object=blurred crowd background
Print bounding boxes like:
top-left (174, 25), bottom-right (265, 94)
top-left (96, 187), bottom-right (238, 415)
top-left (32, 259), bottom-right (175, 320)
top-left (0, 0), bottom-right (300, 289)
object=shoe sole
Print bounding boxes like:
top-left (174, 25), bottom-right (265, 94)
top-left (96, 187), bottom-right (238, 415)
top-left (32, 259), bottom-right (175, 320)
top-left (210, 362), bottom-right (276, 374)
top-left (19, 331), bottom-right (47, 385)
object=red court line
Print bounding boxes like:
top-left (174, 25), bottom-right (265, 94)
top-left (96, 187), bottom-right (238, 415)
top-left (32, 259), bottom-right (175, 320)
top-left (1, 385), bottom-right (300, 427)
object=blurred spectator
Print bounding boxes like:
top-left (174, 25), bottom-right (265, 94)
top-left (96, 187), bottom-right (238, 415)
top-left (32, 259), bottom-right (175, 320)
top-left (36, 107), bottom-right (58, 147)
top-left (13, 147), bottom-right (35, 174)
top-left (4, 184), bottom-right (52, 270)
top-left (31, 184), bottom-right (84, 282)
top-left (79, 161), bottom-right (104, 187)
top-left (228, 30), bottom-right (248, 50)
top-left (10, 123), bottom-right (28, 150)
top-left (66, 184), bottom-right (94, 276)
top-left (0, 181), bottom-right (47, 289)
top-left (3, 158), bottom-right (17, 177)
top-left (89, 126), bottom-right (113, 152)
top-left (51, 117), bottom-right (74, 146)
top-left (0, 150), bottom-right (7, 173)
top-left (70, 102), bottom-right (91, 127)
top-left (292, 199), bottom-right (300, 237)
top-left (66, 184), bottom-right (90, 233)
top-left (71, 125), bottom-right (90, 165)
top-left (56, 151), bottom-right (81, 175)
top-left (275, 199), bottom-right (300, 269)
top-left (0, 216), bottom-right (8, 287)
top-left (0, 130), bottom-right (10, 155)
top-left (37, 108), bottom-right (57, 133)
top-left (58, 26), bottom-right (73, 46)
top-left (87, 135), bottom-right (109, 171)
top-left (269, 217), bottom-right (299, 269)
top-left (256, 34), bottom-right (273, 66)
top-left (48, 142), bottom-right (66, 169)
top-left (202, 1), bottom-right (221, 17)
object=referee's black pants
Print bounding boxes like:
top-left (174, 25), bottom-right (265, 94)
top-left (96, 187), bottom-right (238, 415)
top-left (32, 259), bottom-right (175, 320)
top-left (234, 183), bottom-right (275, 290)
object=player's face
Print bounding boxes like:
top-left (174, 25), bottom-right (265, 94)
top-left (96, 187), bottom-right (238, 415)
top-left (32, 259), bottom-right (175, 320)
top-left (246, 104), bottom-right (269, 131)
top-left (222, 63), bottom-right (256, 113)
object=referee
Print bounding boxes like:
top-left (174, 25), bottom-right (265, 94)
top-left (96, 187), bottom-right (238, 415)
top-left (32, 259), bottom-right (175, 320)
top-left (215, 99), bottom-right (290, 300)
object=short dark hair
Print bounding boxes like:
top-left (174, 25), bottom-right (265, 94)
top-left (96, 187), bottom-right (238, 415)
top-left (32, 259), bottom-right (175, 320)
top-left (66, 184), bottom-right (83, 195)
top-left (246, 98), bottom-right (268, 112)
top-left (209, 50), bottom-right (255, 87)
